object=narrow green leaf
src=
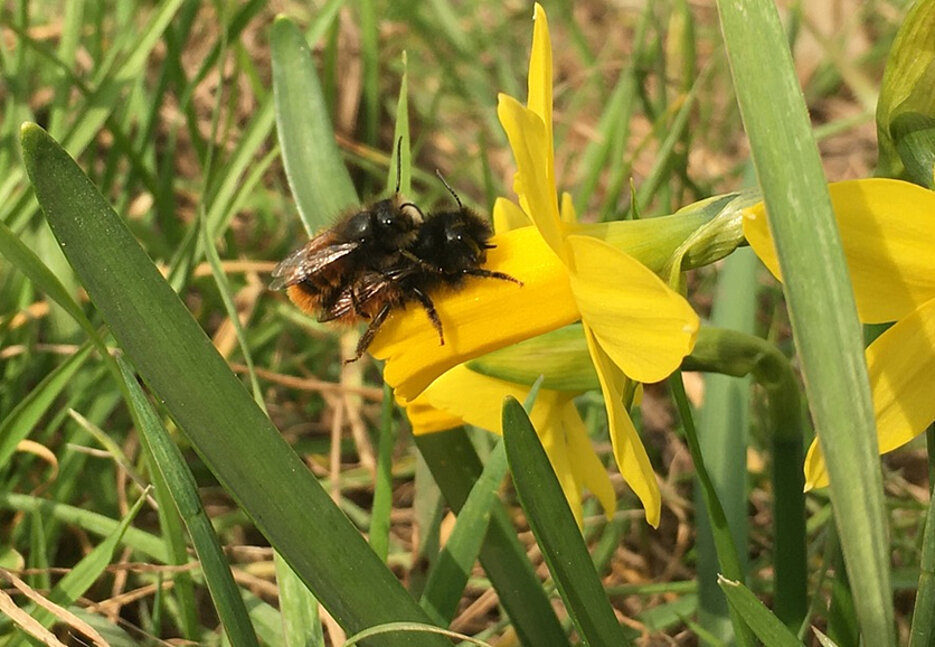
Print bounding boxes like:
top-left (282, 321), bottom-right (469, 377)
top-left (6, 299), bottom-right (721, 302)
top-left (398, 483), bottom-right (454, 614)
top-left (416, 430), bottom-right (571, 647)
top-left (0, 492), bottom-right (167, 562)
top-left (117, 357), bottom-right (259, 647)
top-left (275, 551), bottom-right (324, 647)
top-left (717, 1), bottom-right (894, 644)
top-left (271, 16), bottom-right (358, 234)
top-left (370, 385), bottom-right (397, 562)
top-left (669, 374), bottom-right (754, 647)
top-left (501, 396), bottom-right (631, 647)
top-left (0, 343), bottom-right (92, 470)
top-left (388, 52), bottom-right (411, 198)
top-left (911, 481), bottom-right (935, 646)
top-left (9, 491), bottom-right (146, 645)
top-left (199, 208), bottom-right (263, 405)
top-left (21, 123), bottom-right (447, 646)
top-left (695, 249), bottom-right (755, 644)
top-left (0, 220), bottom-right (103, 349)
top-left (420, 440), bottom-right (508, 623)
top-left (685, 325), bottom-right (808, 631)
top-left (370, 57), bottom-right (412, 555)
top-left (717, 576), bottom-right (804, 647)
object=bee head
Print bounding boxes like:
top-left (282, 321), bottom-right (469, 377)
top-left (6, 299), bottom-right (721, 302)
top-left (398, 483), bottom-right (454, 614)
top-left (343, 201), bottom-right (416, 249)
top-left (415, 209), bottom-right (493, 273)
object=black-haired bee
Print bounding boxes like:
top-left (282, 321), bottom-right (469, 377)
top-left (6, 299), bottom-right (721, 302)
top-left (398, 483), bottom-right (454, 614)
top-left (273, 162), bottom-right (522, 362)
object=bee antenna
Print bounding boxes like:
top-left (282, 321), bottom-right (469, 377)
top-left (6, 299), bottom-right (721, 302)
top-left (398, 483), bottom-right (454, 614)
top-left (435, 169), bottom-right (463, 210)
top-left (394, 137), bottom-right (403, 195)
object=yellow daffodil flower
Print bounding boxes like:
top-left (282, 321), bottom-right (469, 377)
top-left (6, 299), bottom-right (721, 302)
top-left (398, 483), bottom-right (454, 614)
top-left (370, 3), bottom-right (700, 527)
top-left (744, 178), bottom-right (935, 489)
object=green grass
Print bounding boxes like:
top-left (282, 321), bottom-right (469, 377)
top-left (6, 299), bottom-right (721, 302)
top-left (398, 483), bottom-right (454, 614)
top-left (0, 1), bottom-right (924, 645)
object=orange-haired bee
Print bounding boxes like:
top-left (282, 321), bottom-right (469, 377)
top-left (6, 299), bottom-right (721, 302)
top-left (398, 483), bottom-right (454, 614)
top-left (270, 141), bottom-right (423, 320)
top-left (273, 160), bottom-right (521, 361)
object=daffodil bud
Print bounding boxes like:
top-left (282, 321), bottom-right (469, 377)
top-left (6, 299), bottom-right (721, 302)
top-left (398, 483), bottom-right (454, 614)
top-left (876, 0), bottom-right (935, 178)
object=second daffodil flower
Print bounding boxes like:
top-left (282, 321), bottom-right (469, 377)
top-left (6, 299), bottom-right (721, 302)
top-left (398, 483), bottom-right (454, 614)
top-left (370, 4), bottom-right (699, 527)
top-left (744, 178), bottom-right (935, 490)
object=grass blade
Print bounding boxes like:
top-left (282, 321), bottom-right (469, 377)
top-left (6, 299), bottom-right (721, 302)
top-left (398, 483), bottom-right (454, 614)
top-left (275, 551), bottom-right (325, 647)
top-left (501, 396), bottom-right (631, 647)
top-left (695, 249), bottom-right (756, 643)
top-left (21, 122), bottom-right (447, 646)
top-left (9, 491), bottom-right (147, 645)
top-left (716, 1), bottom-right (894, 643)
top-left (0, 344), bottom-right (92, 470)
top-left (910, 482), bottom-right (935, 646)
top-left (416, 430), bottom-right (571, 647)
top-left (117, 357), bottom-right (259, 647)
top-left (718, 576), bottom-right (804, 647)
top-left (419, 440), bottom-right (508, 623)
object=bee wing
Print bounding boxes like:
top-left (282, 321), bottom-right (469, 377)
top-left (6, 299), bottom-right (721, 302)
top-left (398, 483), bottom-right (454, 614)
top-left (269, 241), bottom-right (359, 290)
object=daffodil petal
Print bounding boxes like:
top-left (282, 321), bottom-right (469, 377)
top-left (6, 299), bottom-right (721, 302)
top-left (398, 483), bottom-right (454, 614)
top-left (744, 178), bottom-right (935, 323)
top-left (804, 296), bottom-right (935, 489)
top-left (402, 393), bottom-right (465, 435)
top-left (583, 323), bottom-right (660, 527)
top-left (413, 365), bottom-right (597, 523)
top-left (528, 4), bottom-right (553, 154)
top-left (412, 364), bottom-right (522, 432)
top-left (534, 403), bottom-right (584, 526)
top-left (492, 197), bottom-right (530, 233)
top-left (567, 234), bottom-right (699, 384)
top-left (497, 94), bottom-right (565, 260)
top-left (562, 401), bottom-right (617, 519)
top-left (371, 226), bottom-right (578, 400)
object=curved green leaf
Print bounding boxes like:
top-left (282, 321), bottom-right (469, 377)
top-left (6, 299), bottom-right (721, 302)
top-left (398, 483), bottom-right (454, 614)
top-left (21, 122), bottom-right (446, 647)
top-left (717, 1), bottom-right (893, 644)
top-left (501, 396), bottom-right (631, 647)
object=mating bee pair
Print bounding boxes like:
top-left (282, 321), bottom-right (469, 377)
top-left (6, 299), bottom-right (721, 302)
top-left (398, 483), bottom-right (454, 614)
top-left (271, 156), bottom-right (521, 362)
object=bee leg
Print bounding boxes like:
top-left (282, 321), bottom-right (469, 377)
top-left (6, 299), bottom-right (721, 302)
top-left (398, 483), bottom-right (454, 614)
top-left (464, 268), bottom-right (524, 286)
top-left (346, 303), bottom-right (392, 363)
top-left (350, 287), bottom-right (370, 320)
top-left (411, 287), bottom-right (444, 345)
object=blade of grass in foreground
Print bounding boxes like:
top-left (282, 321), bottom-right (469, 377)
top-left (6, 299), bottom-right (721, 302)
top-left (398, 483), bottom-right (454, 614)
top-left (117, 357), bottom-right (259, 647)
top-left (21, 123), bottom-right (448, 647)
top-left (716, 1), bottom-right (894, 644)
top-left (501, 396), bottom-right (632, 647)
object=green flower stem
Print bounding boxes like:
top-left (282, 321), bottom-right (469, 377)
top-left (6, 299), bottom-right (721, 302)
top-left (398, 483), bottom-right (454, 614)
top-left (913, 430), bottom-right (935, 647)
top-left (685, 327), bottom-right (807, 630)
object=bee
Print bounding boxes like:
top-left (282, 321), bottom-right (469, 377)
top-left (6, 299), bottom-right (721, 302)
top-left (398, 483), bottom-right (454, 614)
top-left (316, 172), bottom-right (522, 362)
top-left (269, 141), bottom-right (424, 321)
